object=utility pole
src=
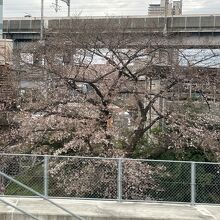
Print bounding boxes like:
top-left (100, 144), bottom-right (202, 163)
top-left (0, 0), bottom-right (3, 39)
top-left (67, 0), bottom-right (70, 17)
top-left (163, 0), bottom-right (168, 35)
top-left (40, 0), bottom-right (44, 40)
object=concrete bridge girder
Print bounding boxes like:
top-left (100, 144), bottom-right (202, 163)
top-left (12, 33), bottom-right (220, 50)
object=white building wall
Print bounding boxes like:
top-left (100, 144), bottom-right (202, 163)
top-left (148, 0), bottom-right (182, 16)
top-left (173, 1), bottom-right (182, 15)
top-left (0, 39), bottom-right (13, 65)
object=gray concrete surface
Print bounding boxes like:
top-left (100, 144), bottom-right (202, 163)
top-left (4, 15), bottom-right (220, 49)
top-left (4, 15), bottom-right (220, 33)
top-left (0, 197), bottom-right (220, 220)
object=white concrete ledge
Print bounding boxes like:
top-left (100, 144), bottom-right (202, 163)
top-left (0, 197), bottom-right (219, 220)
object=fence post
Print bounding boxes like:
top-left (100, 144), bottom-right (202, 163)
top-left (117, 158), bottom-right (123, 202)
top-left (191, 162), bottom-right (196, 205)
top-left (44, 155), bottom-right (49, 197)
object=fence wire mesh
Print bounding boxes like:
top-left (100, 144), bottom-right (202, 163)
top-left (48, 157), bottom-right (118, 199)
top-left (0, 155), bottom-right (44, 196)
top-left (196, 163), bottom-right (220, 204)
top-left (122, 160), bottom-right (191, 202)
top-left (0, 154), bottom-right (220, 204)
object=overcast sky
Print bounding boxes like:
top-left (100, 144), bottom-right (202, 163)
top-left (3, 0), bottom-right (220, 18)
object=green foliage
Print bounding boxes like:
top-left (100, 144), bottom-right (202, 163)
top-left (181, 98), bottom-right (209, 114)
top-left (196, 164), bottom-right (220, 203)
top-left (153, 147), bottom-right (215, 162)
top-left (152, 162), bottom-right (191, 202)
top-left (5, 165), bottom-right (44, 196)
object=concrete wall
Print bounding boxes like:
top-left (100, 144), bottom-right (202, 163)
top-left (3, 15), bottom-right (220, 34)
top-left (3, 19), bottom-right (41, 32)
top-left (46, 15), bottom-right (220, 32)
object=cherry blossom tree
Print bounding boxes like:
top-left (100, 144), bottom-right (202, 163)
top-left (1, 19), bottom-right (219, 200)
top-left (7, 20), bottom-right (220, 160)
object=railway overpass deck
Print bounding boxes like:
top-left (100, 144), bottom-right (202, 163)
top-left (3, 15), bottom-right (220, 48)
top-left (4, 15), bottom-right (220, 34)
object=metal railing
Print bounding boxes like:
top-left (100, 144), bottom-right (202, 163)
top-left (0, 171), bottom-right (85, 220)
top-left (0, 197), bottom-right (39, 220)
top-left (0, 153), bottom-right (220, 205)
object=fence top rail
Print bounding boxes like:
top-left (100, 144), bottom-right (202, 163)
top-left (0, 153), bottom-right (219, 165)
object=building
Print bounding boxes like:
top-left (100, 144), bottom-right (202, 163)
top-left (148, 0), bottom-right (182, 16)
top-left (148, 4), bottom-right (163, 16)
top-left (172, 0), bottom-right (182, 15)
top-left (148, 0), bottom-right (171, 16)
top-left (0, 39), bottom-right (13, 65)
top-left (160, 0), bottom-right (172, 15)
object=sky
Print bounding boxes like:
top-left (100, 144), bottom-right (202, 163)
top-left (3, 0), bottom-right (220, 18)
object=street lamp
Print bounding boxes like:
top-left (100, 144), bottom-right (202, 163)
top-left (0, 0), bottom-right (3, 39)
top-left (62, 0), bottom-right (71, 17)
top-left (40, 0), bottom-right (44, 40)
top-left (55, 0), bottom-right (71, 17)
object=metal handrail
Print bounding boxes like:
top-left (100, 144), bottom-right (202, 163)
top-left (0, 171), bottom-right (85, 220)
top-left (0, 153), bottom-right (220, 164)
top-left (0, 197), bottom-right (39, 220)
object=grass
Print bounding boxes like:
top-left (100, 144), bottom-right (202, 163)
top-left (5, 164), bottom-right (44, 196)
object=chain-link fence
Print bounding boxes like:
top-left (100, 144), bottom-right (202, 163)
top-left (0, 154), bottom-right (220, 205)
